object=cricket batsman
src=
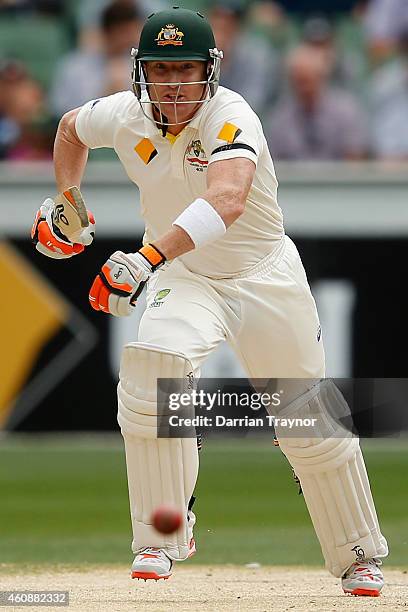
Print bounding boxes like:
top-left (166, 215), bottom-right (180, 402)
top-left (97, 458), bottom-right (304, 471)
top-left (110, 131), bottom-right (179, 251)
top-left (31, 7), bottom-right (388, 596)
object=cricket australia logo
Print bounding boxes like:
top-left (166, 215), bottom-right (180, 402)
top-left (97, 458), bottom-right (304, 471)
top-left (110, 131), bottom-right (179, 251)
top-left (155, 24), bottom-right (184, 46)
top-left (186, 139), bottom-right (208, 172)
top-left (149, 288), bottom-right (171, 308)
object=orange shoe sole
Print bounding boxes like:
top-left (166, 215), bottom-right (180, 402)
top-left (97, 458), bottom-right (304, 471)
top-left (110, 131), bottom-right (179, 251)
top-left (132, 571), bottom-right (171, 581)
top-left (344, 588), bottom-right (381, 597)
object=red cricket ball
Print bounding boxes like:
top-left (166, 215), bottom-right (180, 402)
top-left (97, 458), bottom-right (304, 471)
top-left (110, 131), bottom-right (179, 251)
top-left (151, 504), bottom-right (183, 534)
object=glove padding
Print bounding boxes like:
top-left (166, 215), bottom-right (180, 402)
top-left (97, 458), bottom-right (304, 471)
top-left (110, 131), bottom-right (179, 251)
top-left (31, 198), bottom-right (95, 259)
top-left (89, 246), bottom-right (165, 316)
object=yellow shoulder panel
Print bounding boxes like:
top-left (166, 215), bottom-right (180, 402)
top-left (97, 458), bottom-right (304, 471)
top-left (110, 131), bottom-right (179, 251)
top-left (216, 122), bottom-right (242, 143)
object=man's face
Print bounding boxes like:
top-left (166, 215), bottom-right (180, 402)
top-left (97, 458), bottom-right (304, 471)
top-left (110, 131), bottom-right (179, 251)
top-left (289, 56), bottom-right (326, 109)
top-left (209, 9), bottom-right (240, 57)
top-left (145, 60), bottom-right (208, 125)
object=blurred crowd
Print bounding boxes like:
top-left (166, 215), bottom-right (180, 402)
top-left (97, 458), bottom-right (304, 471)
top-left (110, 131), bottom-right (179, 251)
top-left (1, 0), bottom-right (408, 161)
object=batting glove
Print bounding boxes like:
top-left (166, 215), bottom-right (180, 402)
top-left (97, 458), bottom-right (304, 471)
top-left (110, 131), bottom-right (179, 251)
top-left (89, 244), bottom-right (166, 316)
top-left (31, 198), bottom-right (95, 259)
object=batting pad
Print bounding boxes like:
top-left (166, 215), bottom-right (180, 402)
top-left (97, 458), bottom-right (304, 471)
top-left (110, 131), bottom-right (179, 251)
top-left (117, 342), bottom-right (198, 561)
top-left (275, 380), bottom-right (388, 577)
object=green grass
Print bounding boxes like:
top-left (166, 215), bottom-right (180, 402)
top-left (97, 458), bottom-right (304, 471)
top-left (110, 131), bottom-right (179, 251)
top-left (0, 435), bottom-right (406, 568)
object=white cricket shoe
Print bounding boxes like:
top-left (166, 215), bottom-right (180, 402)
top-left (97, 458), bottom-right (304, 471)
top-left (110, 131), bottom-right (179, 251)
top-left (131, 547), bottom-right (173, 581)
top-left (131, 538), bottom-right (196, 581)
top-left (342, 558), bottom-right (384, 597)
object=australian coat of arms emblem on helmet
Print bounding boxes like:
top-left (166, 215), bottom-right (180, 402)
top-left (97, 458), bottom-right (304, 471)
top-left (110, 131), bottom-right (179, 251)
top-left (155, 24), bottom-right (184, 46)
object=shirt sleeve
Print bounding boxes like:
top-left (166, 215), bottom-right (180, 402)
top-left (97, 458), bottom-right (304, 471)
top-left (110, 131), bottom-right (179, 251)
top-left (75, 91), bottom-right (130, 149)
top-left (200, 98), bottom-right (263, 167)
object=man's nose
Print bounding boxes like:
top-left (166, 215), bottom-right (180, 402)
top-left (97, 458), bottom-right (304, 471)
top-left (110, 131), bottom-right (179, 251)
top-left (167, 69), bottom-right (184, 84)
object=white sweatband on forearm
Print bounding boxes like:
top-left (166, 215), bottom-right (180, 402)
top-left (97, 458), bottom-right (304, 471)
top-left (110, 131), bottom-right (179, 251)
top-left (172, 198), bottom-right (226, 248)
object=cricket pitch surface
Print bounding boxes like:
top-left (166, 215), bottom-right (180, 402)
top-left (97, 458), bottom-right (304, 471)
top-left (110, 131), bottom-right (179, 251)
top-left (1, 566), bottom-right (407, 611)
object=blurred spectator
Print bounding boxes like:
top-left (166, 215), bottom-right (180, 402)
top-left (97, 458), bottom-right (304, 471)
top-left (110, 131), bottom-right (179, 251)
top-left (364, 0), bottom-right (408, 64)
top-left (335, 2), bottom-right (371, 95)
top-left (277, 0), bottom-right (357, 15)
top-left (369, 35), bottom-right (408, 158)
top-left (209, 0), bottom-right (279, 114)
top-left (302, 16), bottom-right (359, 89)
top-left (247, 1), bottom-right (297, 53)
top-left (265, 45), bottom-right (368, 160)
top-left (50, 1), bottom-right (142, 116)
top-left (0, 60), bottom-right (25, 158)
top-left (0, 0), bottom-right (63, 16)
top-left (0, 60), bottom-right (53, 160)
top-left (76, 0), bottom-right (166, 51)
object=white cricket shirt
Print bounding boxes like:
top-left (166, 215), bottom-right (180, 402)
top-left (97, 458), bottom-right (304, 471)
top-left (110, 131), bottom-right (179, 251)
top-left (76, 86), bottom-right (284, 277)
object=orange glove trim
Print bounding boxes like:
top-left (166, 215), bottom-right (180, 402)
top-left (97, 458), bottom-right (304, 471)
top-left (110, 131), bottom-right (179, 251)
top-left (37, 221), bottom-right (85, 255)
top-left (101, 263), bottom-right (133, 293)
top-left (89, 275), bottom-right (103, 311)
top-left (31, 210), bottom-right (42, 240)
top-left (98, 284), bottom-right (111, 313)
top-left (139, 244), bottom-right (165, 267)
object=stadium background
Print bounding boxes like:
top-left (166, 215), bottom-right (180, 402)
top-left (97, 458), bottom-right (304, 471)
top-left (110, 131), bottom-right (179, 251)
top-left (0, 0), bottom-right (407, 573)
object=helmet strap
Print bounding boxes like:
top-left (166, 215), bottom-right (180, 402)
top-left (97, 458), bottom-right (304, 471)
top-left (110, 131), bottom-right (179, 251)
top-left (151, 103), bottom-right (169, 137)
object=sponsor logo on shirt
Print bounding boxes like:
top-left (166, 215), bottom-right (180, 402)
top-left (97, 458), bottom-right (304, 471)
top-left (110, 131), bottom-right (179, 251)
top-left (149, 288), bottom-right (171, 308)
top-left (155, 24), bottom-right (184, 46)
top-left (134, 138), bottom-right (158, 164)
top-left (186, 139), bottom-right (208, 172)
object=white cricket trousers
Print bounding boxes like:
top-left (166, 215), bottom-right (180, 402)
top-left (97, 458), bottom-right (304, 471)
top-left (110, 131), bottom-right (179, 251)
top-left (138, 235), bottom-right (325, 378)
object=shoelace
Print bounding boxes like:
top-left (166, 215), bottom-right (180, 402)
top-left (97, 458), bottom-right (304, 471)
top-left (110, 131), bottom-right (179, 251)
top-left (354, 558), bottom-right (382, 569)
top-left (345, 558), bottom-right (383, 579)
top-left (139, 547), bottom-right (163, 559)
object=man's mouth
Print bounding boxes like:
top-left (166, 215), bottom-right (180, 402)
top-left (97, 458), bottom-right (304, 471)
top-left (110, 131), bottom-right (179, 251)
top-left (162, 94), bottom-right (186, 102)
